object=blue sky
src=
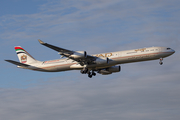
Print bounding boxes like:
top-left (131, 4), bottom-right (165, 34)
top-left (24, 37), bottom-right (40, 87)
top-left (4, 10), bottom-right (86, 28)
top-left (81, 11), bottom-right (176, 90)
top-left (0, 0), bottom-right (180, 120)
top-left (0, 0), bottom-right (44, 16)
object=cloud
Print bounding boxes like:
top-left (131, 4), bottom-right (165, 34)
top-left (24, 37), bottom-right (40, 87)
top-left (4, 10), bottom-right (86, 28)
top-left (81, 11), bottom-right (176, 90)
top-left (0, 70), bottom-right (180, 120)
top-left (1, 0), bottom-right (179, 57)
top-left (1, 0), bottom-right (179, 43)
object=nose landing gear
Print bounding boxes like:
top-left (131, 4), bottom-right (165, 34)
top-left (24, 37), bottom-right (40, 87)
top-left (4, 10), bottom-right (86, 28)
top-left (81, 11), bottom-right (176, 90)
top-left (159, 58), bottom-right (163, 65)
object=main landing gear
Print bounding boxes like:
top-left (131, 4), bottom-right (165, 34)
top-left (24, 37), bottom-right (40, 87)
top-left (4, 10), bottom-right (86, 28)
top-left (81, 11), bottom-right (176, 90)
top-left (80, 67), bottom-right (88, 74)
top-left (88, 71), bottom-right (96, 78)
top-left (80, 68), bottom-right (96, 78)
top-left (159, 58), bottom-right (163, 65)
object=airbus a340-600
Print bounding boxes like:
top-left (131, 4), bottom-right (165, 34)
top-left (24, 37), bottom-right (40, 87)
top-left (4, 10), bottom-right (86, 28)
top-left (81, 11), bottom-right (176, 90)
top-left (5, 40), bottom-right (175, 78)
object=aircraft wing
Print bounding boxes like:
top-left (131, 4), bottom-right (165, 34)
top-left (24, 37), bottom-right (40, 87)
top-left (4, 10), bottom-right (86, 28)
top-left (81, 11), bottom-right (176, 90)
top-left (38, 39), bottom-right (96, 65)
top-left (38, 39), bottom-right (73, 53)
top-left (5, 60), bottom-right (30, 67)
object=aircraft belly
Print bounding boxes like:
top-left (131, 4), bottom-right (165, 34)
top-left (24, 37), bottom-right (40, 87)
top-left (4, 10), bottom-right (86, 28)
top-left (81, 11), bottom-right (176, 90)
top-left (37, 62), bottom-right (73, 72)
top-left (55, 64), bottom-right (72, 72)
top-left (87, 62), bottom-right (117, 68)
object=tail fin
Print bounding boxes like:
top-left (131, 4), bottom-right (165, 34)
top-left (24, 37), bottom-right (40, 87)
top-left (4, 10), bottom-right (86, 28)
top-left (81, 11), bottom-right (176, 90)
top-left (15, 46), bottom-right (37, 64)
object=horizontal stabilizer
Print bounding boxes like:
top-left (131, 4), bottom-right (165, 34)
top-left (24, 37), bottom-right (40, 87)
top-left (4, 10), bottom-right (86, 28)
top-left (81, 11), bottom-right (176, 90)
top-left (5, 60), bottom-right (30, 67)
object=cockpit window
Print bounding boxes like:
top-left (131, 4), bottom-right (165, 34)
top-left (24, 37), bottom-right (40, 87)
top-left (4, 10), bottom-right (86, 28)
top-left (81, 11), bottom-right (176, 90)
top-left (167, 48), bottom-right (171, 50)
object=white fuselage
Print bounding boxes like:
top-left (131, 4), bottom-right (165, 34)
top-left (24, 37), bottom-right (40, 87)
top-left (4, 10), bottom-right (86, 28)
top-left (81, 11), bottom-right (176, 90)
top-left (22, 47), bottom-right (175, 72)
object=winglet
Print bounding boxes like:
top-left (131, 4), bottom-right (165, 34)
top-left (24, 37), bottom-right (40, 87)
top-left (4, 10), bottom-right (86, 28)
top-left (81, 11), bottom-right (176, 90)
top-left (38, 39), bottom-right (45, 44)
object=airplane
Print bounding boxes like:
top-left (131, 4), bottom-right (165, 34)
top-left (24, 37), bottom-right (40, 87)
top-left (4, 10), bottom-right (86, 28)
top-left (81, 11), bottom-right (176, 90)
top-left (5, 40), bottom-right (175, 78)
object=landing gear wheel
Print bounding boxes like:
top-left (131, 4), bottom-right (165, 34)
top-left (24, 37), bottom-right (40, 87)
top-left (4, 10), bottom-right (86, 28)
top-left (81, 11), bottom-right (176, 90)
top-left (159, 61), bottom-right (163, 65)
top-left (80, 70), bottom-right (84, 74)
top-left (80, 67), bottom-right (89, 74)
top-left (84, 68), bottom-right (88, 74)
top-left (92, 72), bottom-right (96, 76)
top-left (88, 73), bottom-right (92, 78)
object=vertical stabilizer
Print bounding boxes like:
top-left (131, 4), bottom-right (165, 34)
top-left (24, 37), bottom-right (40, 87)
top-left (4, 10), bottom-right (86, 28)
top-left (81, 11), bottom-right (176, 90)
top-left (15, 46), bottom-right (37, 64)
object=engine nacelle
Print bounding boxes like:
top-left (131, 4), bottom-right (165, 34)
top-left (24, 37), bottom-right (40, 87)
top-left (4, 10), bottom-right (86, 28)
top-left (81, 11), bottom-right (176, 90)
top-left (98, 69), bottom-right (112, 75)
top-left (94, 57), bottom-right (109, 64)
top-left (70, 51), bottom-right (87, 59)
top-left (98, 66), bottom-right (121, 75)
top-left (107, 66), bottom-right (121, 73)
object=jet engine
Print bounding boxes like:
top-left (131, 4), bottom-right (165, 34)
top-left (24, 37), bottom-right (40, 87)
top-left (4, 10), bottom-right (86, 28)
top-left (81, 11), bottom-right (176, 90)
top-left (94, 57), bottom-right (109, 64)
top-left (70, 51), bottom-right (87, 59)
top-left (107, 66), bottom-right (121, 72)
top-left (98, 66), bottom-right (121, 75)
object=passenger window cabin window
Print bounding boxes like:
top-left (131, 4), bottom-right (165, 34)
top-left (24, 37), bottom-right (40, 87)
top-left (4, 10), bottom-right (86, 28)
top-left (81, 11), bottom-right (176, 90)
top-left (167, 48), bottom-right (171, 50)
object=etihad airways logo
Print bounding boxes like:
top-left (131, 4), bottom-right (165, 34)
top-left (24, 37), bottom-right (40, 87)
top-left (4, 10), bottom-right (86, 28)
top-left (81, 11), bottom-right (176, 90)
top-left (21, 55), bottom-right (27, 63)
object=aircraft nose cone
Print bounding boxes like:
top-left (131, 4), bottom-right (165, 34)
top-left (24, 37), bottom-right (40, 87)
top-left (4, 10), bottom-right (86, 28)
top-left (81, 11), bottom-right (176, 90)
top-left (171, 49), bottom-right (175, 54)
